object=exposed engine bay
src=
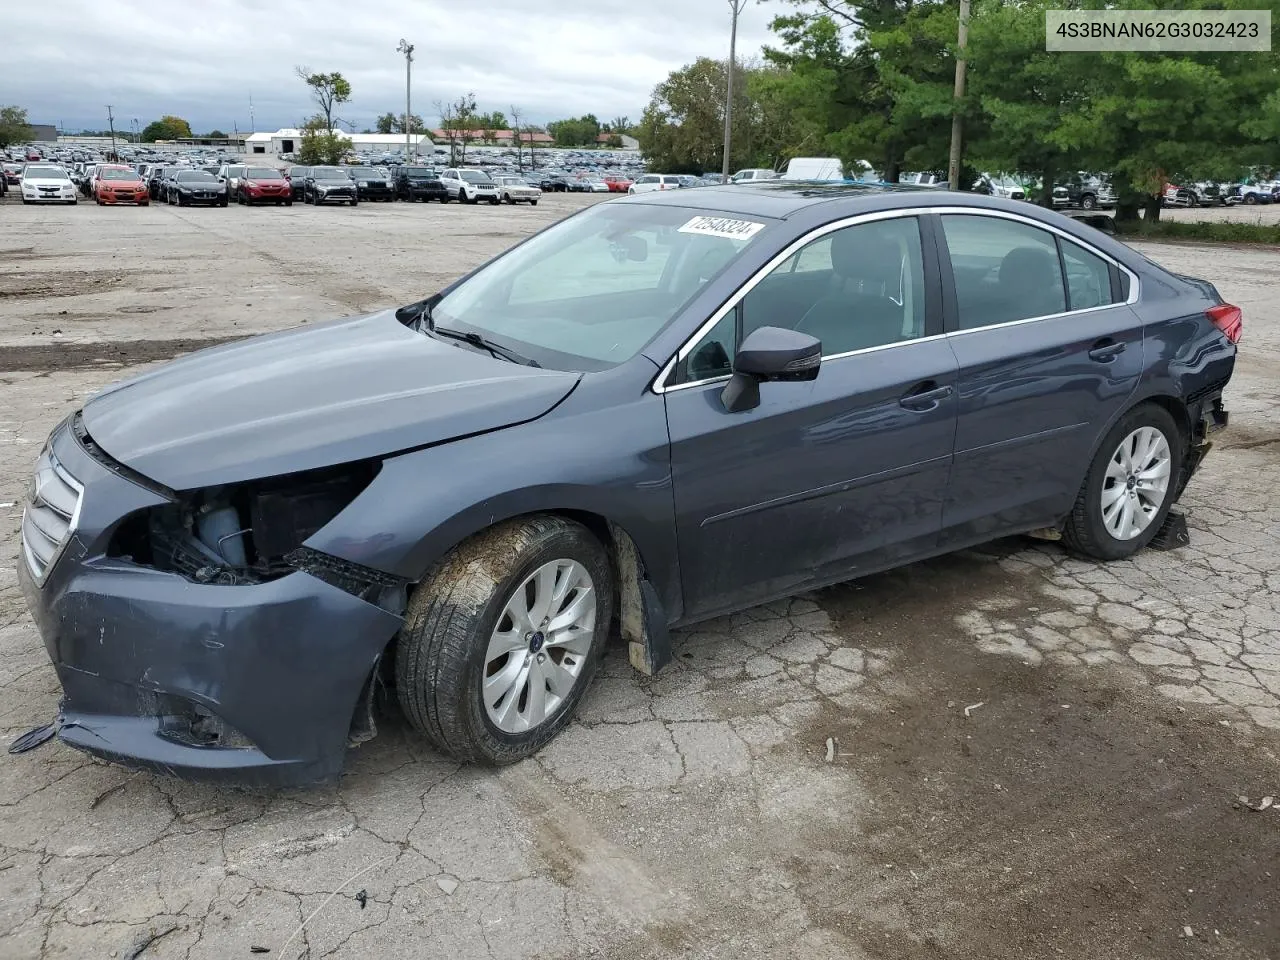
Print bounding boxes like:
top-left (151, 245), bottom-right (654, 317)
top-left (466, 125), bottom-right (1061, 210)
top-left (108, 461), bottom-right (404, 609)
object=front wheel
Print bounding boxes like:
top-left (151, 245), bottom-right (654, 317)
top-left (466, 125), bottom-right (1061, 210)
top-left (1062, 404), bottom-right (1183, 561)
top-left (395, 515), bottom-right (613, 764)
top-left (489, 197), bottom-right (499, 205)
top-left (1245, 193), bottom-right (1259, 205)
top-left (530, 199), bottom-right (538, 206)
top-left (1080, 194), bottom-right (1097, 210)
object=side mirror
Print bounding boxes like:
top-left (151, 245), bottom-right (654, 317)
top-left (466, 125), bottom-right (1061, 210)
top-left (721, 326), bottom-right (821, 413)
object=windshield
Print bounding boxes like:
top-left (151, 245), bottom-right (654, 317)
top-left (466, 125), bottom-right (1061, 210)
top-left (430, 204), bottom-right (770, 371)
top-left (246, 167), bottom-right (279, 178)
top-left (311, 166), bottom-right (348, 178)
top-left (24, 166), bottom-right (67, 179)
top-left (177, 172), bottom-right (216, 182)
top-left (460, 170), bottom-right (488, 182)
top-left (100, 168), bottom-right (137, 180)
top-left (404, 167), bottom-right (436, 178)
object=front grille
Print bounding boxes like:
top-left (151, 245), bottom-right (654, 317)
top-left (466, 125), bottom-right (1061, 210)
top-left (21, 446), bottom-right (83, 583)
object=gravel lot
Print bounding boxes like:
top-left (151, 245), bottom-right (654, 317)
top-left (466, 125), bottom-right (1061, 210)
top-left (0, 193), bottom-right (1277, 960)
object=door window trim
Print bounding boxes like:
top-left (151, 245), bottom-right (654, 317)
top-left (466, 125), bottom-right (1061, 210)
top-left (652, 206), bottom-right (1140, 395)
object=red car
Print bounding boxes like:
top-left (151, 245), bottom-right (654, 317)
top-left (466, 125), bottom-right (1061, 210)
top-left (237, 167), bottom-right (293, 206)
top-left (604, 175), bottom-right (633, 193)
top-left (94, 165), bottom-right (149, 206)
top-left (2, 163), bottom-right (22, 185)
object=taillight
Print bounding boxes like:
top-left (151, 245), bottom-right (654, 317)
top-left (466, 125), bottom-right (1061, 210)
top-left (1207, 303), bottom-right (1242, 344)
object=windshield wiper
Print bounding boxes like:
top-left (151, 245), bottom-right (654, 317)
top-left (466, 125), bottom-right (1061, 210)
top-left (430, 322), bottom-right (541, 368)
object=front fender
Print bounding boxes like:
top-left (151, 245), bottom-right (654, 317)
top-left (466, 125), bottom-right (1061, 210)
top-left (306, 385), bottom-right (683, 622)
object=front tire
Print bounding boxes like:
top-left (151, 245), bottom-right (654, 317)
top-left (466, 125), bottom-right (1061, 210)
top-left (1080, 194), bottom-right (1097, 210)
top-left (1062, 404), bottom-right (1182, 561)
top-left (395, 515), bottom-right (613, 764)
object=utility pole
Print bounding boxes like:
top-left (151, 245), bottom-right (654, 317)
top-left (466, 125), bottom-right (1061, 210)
top-left (721, 0), bottom-right (746, 182)
top-left (397, 39), bottom-right (415, 162)
top-left (106, 105), bottom-right (117, 158)
top-left (249, 95), bottom-right (255, 133)
top-left (947, 0), bottom-right (971, 192)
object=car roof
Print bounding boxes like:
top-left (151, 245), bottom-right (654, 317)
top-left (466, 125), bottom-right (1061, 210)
top-left (619, 180), bottom-right (937, 218)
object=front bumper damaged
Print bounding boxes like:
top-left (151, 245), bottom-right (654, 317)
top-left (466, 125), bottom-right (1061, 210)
top-left (17, 423), bottom-right (403, 786)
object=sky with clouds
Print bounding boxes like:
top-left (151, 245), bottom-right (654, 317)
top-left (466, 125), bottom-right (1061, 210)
top-left (4, 0), bottom-right (779, 134)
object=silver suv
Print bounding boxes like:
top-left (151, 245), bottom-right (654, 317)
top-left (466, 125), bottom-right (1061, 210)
top-left (216, 163), bottom-right (249, 198)
top-left (440, 168), bottom-right (499, 204)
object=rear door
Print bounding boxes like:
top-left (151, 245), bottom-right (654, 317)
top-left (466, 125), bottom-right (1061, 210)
top-left (934, 211), bottom-right (1143, 544)
top-left (663, 214), bottom-right (957, 620)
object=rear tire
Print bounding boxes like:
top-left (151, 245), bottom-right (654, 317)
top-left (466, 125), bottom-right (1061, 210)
top-left (395, 515), bottom-right (613, 765)
top-left (1061, 404), bottom-right (1183, 561)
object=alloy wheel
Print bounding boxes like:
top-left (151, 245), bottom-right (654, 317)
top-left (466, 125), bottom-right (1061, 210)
top-left (1101, 426), bottom-right (1172, 540)
top-left (482, 559), bottom-right (596, 733)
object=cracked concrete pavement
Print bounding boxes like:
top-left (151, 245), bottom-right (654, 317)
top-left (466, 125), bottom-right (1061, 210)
top-left (0, 197), bottom-right (1277, 958)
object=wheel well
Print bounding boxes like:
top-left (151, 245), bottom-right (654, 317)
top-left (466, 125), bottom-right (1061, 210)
top-left (1141, 395), bottom-right (1191, 445)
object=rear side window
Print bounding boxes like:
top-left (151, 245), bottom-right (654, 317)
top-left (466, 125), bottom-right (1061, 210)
top-left (941, 215), bottom-right (1066, 329)
top-left (1060, 238), bottom-right (1116, 310)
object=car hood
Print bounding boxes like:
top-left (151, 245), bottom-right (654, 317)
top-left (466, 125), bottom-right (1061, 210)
top-left (314, 177), bottom-right (353, 184)
top-left (81, 309), bottom-right (582, 490)
top-left (22, 177), bottom-right (72, 187)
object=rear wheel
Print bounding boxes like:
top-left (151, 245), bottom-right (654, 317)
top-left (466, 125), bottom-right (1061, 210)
top-left (395, 515), bottom-right (613, 764)
top-left (1062, 404), bottom-right (1182, 561)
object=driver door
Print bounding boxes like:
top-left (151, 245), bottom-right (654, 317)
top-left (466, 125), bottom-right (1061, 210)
top-left (662, 215), bottom-right (958, 620)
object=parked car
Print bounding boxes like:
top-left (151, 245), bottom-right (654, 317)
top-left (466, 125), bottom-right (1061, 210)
top-left (492, 175), bottom-right (541, 205)
top-left (1163, 183), bottom-right (1203, 207)
top-left (347, 166), bottom-right (395, 202)
top-left (237, 167), bottom-right (292, 206)
top-left (146, 166), bottom-right (171, 200)
top-left (576, 175), bottom-right (611, 193)
top-left (166, 170), bottom-right (229, 206)
top-left (440, 168), bottom-right (499, 204)
top-left (604, 175), bottom-right (634, 192)
top-left (216, 164), bottom-right (249, 199)
top-left (303, 166), bottom-right (359, 206)
top-left (974, 175), bottom-right (1028, 200)
top-left (15, 187), bottom-right (1238, 786)
top-left (285, 165), bottom-right (312, 201)
top-left (536, 173), bottom-right (570, 192)
top-left (93, 165), bottom-right (149, 206)
top-left (394, 166), bottom-right (448, 202)
top-left (18, 164), bottom-right (77, 204)
top-left (1052, 176), bottom-right (1115, 210)
top-left (730, 168), bottom-right (778, 183)
top-left (781, 157), bottom-right (843, 180)
top-left (2, 162), bottom-right (21, 185)
top-left (627, 174), bottom-right (683, 194)
top-left (1225, 182), bottom-right (1275, 205)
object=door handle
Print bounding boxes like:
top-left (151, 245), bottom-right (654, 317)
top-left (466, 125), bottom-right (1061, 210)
top-left (1088, 340), bottom-right (1126, 362)
top-left (899, 382), bottom-right (954, 411)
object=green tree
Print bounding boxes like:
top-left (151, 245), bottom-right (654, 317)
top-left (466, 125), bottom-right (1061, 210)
top-left (140, 115), bottom-right (194, 142)
top-left (548, 114), bottom-right (602, 147)
top-left (298, 116), bottom-right (349, 164)
top-left (295, 67), bottom-right (351, 132)
top-left (206, 129), bottom-right (228, 139)
top-left (637, 58), bottom-right (795, 173)
top-left (377, 112), bottom-right (424, 134)
top-left (0, 106), bottom-right (34, 147)
top-left (436, 92), bottom-right (479, 162)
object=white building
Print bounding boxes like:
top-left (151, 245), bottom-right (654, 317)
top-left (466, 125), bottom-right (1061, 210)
top-left (244, 129), bottom-right (434, 156)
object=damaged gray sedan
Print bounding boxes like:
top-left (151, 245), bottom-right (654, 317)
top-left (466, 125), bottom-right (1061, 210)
top-left (18, 184), bottom-right (1236, 784)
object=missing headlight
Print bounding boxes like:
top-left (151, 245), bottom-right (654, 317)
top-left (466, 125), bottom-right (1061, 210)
top-left (109, 462), bottom-right (381, 587)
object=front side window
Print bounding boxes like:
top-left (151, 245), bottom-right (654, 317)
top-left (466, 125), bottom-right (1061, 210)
top-left (742, 216), bottom-right (926, 354)
top-left (431, 204), bottom-right (769, 370)
top-left (671, 217), bottom-right (927, 385)
top-left (941, 215), bottom-right (1066, 329)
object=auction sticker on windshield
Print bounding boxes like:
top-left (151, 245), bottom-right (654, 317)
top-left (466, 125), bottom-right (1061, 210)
top-left (678, 216), bottom-right (766, 241)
